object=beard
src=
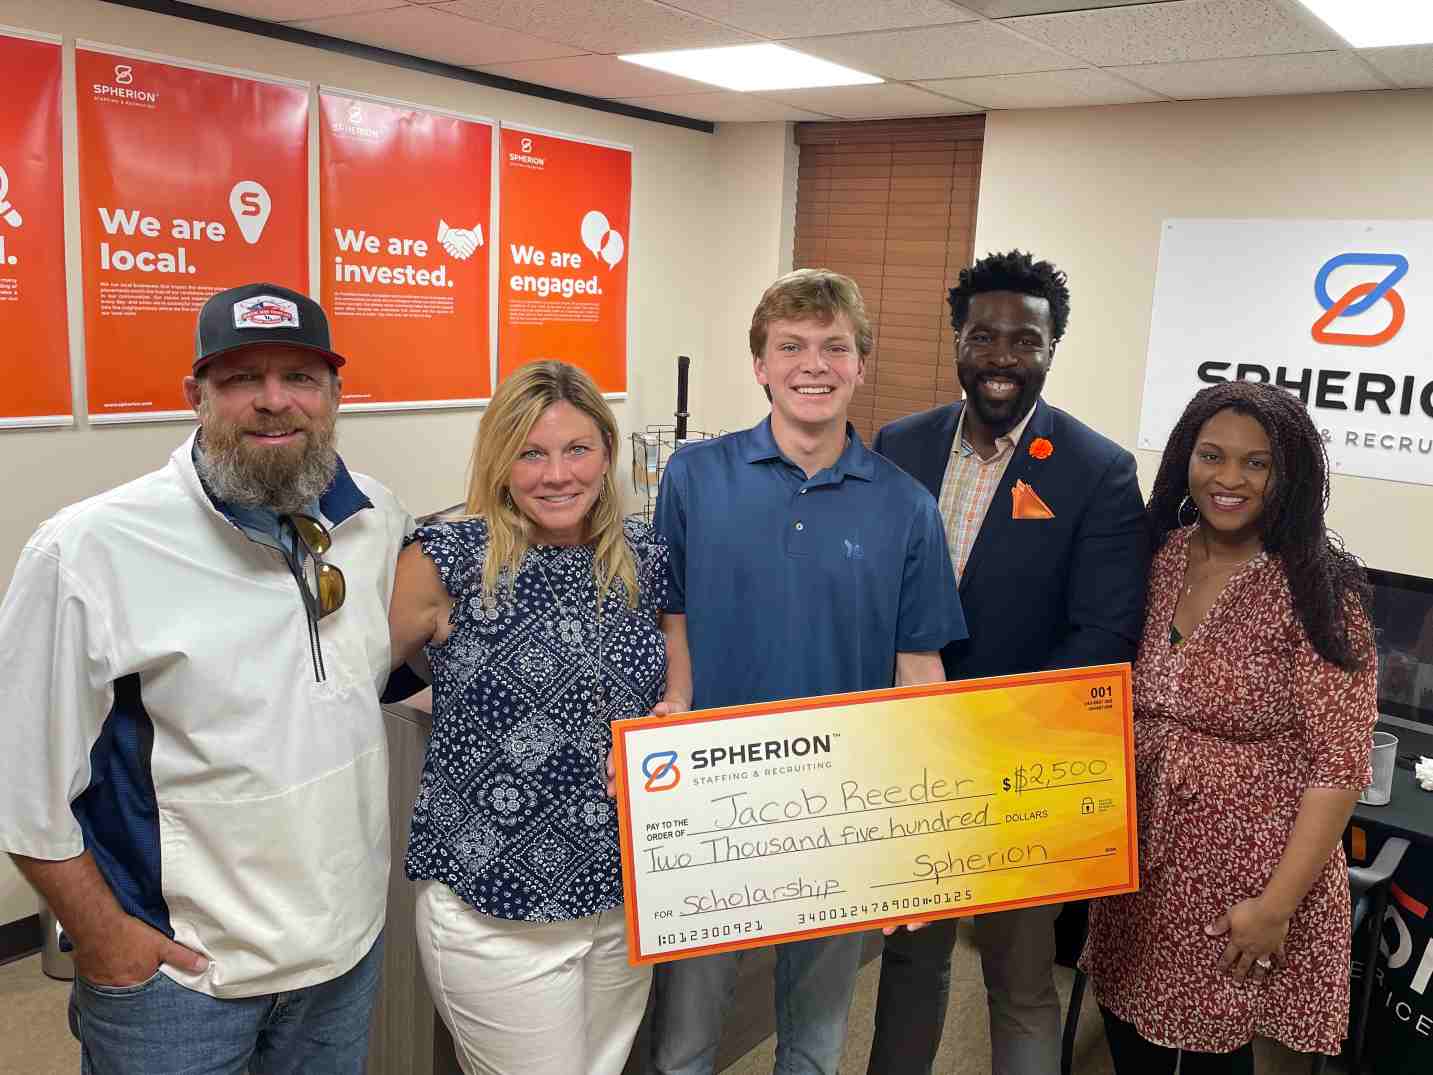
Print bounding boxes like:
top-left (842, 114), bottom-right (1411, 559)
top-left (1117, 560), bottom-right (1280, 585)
top-left (956, 362), bottom-right (1047, 438)
top-left (194, 394), bottom-right (339, 514)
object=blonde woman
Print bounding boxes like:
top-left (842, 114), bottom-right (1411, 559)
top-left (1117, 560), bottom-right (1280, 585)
top-left (390, 360), bottom-right (689, 1074)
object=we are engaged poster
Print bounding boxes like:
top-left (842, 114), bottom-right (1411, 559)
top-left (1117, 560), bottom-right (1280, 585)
top-left (76, 47), bottom-right (308, 421)
top-left (498, 126), bottom-right (631, 395)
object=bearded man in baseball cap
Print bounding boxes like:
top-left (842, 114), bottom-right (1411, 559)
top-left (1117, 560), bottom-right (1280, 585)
top-left (0, 282), bottom-right (414, 1073)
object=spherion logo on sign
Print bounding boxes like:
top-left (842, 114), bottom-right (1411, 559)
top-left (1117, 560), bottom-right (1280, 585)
top-left (642, 750), bottom-right (681, 792)
top-left (509, 134), bottom-right (545, 169)
top-left (1312, 252), bottom-right (1409, 347)
top-left (330, 100), bottom-right (382, 141)
top-left (94, 62), bottom-right (158, 105)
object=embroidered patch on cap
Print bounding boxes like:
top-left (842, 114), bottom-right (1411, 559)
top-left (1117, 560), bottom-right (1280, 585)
top-left (232, 295), bottom-right (300, 329)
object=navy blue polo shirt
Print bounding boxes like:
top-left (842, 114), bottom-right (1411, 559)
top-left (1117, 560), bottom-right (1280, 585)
top-left (654, 417), bottom-right (966, 710)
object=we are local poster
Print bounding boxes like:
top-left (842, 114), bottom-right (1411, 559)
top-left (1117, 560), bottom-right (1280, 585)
top-left (1, 31), bottom-right (69, 426)
top-left (498, 126), bottom-right (630, 394)
top-left (320, 92), bottom-right (493, 408)
top-left (76, 48), bottom-right (308, 421)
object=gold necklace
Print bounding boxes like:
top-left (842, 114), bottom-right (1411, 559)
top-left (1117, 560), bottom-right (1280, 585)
top-left (1183, 531), bottom-right (1261, 597)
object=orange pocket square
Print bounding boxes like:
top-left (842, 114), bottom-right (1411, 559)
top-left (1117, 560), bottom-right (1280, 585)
top-left (1011, 479), bottom-right (1055, 520)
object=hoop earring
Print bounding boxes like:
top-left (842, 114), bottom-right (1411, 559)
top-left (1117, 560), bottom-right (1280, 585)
top-left (1177, 494), bottom-right (1199, 527)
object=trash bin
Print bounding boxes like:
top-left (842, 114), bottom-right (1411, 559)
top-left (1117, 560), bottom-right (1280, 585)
top-left (38, 904), bottom-right (73, 981)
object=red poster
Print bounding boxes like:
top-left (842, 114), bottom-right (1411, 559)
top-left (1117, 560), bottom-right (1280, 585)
top-left (320, 91), bottom-right (493, 408)
top-left (76, 48), bottom-right (308, 421)
top-left (0, 31), bottom-right (69, 426)
top-left (497, 126), bottom-right (631, 394)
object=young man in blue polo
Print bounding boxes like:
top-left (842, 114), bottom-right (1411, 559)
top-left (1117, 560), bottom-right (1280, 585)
top-left (650, 268), bottom-right (967, 1075)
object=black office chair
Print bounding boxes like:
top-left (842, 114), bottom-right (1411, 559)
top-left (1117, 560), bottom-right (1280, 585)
top-left (1312, 835), bottom-right (1410, 1075)
top-left (1062, 836), bottom-right (1411, 1075)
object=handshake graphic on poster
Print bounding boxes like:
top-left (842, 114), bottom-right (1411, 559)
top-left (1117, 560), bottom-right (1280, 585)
top-left (438, 219), bottom-right (484, 261)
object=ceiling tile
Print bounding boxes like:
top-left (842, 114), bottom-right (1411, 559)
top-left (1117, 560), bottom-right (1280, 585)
top-left (920, 67), bottom-right (1164, 108)
top-left (1358, 45), bottom-right (1433, 89)
top-left (190, 0), bottom-right (401, 21)
top-left (291, 5), bottom-right (586, 64)
top-left (763, 82), bottom-right (981, 118)
top-left (959, 0), bottom-right (1150, 14)
top-left (440, 0), bottom-right (754, 54)
top-left (658, 0), bottom-right (976, 39)
top-left (1110, 51), bottom-right (1390, 100)
top-left (786, 21), bottom-right (1081, 80)
top-left (474, 53), bottom-right (719, 96)
top-left (1007, 0), bottom-right (1346, 67)
top-left (616, 91), bottom-right (835, 121)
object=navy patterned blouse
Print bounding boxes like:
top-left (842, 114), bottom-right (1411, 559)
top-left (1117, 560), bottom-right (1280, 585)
top-left (404, 517), bottom-right (669, 922)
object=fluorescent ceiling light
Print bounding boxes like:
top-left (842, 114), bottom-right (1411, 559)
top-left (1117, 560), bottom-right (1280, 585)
top-left (620, 43), bottom-right (882, 92)
top-left (1296, 0), bottom-right (1433, 47)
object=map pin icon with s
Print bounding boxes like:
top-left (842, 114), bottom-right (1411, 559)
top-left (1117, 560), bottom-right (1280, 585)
top-left (229, 180), bottom-right (272, 245)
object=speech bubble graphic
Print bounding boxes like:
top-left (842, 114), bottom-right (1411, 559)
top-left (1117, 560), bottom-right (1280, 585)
top-left (228, 180), bottom-right (272, 245)
top-left (580, 209), bottom-right (609, 258)
top-left (601, 229), bottom-right (624, 269)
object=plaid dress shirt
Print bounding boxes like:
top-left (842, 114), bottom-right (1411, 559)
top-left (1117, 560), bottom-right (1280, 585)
top-left (937, 404), bottom-right (1037, 582)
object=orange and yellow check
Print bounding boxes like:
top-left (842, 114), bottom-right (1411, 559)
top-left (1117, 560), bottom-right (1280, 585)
top-left (613, 664), bottom-right (1138, 964)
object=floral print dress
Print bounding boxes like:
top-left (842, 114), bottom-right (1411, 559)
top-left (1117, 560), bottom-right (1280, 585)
top-left (1080, 526), bottom-right (1377, 1054)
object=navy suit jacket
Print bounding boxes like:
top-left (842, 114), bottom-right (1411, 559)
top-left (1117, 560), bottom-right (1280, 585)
top-left (873, 400), bottom-right (1152, 682)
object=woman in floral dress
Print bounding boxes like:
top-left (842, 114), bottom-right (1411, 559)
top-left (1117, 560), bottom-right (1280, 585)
top-left (389, 361), bottom-right (689, 1075)
top-left (1081, 381), bottom-right (1377, 1072)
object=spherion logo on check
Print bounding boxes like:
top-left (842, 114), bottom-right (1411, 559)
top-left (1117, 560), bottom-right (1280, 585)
top-left (642, 750), bottom-right (681, 792)
top-left (1312, 252), bottom-right (1409, 347)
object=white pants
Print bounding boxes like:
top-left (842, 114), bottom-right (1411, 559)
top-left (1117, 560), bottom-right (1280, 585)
top-left (415, 880), bottom-right (652, 1075)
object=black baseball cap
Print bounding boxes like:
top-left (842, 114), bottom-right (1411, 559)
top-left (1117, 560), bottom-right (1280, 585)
top-left (193, 282), bottom-right (346, 373)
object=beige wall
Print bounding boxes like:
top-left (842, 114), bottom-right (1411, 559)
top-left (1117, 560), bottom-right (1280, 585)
top-left (972, 90), bottom-right (1433, 578)
top-left (697, 121), bottom-right (799, 436)
top-left (0, 0), bottom-right (795, 925)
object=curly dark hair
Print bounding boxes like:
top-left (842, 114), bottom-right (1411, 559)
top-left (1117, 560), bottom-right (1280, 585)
top-left (948, 249), bottom-right (1071, 344)
top-left (1147, 381), bottom-right (1371, 671)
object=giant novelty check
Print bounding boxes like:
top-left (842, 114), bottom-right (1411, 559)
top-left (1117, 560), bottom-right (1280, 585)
top-left (613, 664), bottom-right (1137, 964)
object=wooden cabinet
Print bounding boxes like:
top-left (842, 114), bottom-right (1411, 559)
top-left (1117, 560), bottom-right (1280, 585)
top-left (369, 695), bottom-right (461, 1075)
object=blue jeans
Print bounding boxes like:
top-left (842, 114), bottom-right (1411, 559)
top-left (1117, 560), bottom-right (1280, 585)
top-left (69, 934), bottom-right (383, 1075)
top-left (652, 933), bottom-right (864, 1075)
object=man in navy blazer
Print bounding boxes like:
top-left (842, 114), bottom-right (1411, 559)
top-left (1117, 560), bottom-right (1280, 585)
top-left (866, 251), bottom-right (1151, 1075)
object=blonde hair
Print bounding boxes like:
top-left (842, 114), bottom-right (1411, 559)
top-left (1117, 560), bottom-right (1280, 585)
top-left (749, 268), bottom-right (874, 360)
top-left (465, 360), bottom-right (637, 607)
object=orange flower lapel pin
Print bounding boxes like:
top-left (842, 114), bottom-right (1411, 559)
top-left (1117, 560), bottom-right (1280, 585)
top-left (1029, 437), bottom-right (1054, 460)
top-left (1011, 478), bottom-right (1055, 520)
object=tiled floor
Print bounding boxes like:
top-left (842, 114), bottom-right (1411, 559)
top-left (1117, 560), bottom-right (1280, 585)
top-left (0, 953), bottom-right (77, 1074)
top-left (0, 926), bottom-right (1332, 1074)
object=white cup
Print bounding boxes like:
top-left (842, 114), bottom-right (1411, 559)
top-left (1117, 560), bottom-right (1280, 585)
top-left (1359, 731), bottom-right (1399, 807)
